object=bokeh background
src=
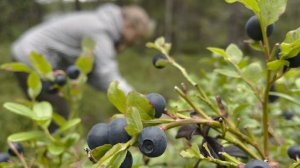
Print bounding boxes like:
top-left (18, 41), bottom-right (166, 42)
top-left (1, 0), bottom-right (300, 149)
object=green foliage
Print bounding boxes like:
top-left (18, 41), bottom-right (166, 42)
top-left (29, 51), bottom-right (53, 79)
top-left (8, 131), bottom-right (45, 142)
top-left (76, 37), bottom-right (95, 75)
top-left (0, 38), bottom-right (96, 167)
top-left (0, 62), bottom-right (31, 73)
top-left (125, 107), bottom-right (143, 136)
top-left (107, 81), bottom-right (127, 113)
top-left (3, 1), bottom-right (300, 167)
top-left (27, 72), bottom-right (42, 100)
top-left (281, 27), bottom-right (300, 58)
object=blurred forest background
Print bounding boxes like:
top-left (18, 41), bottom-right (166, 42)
top-left (0, 0), bottom-right (300, 148)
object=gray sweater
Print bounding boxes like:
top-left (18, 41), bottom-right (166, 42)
top-left (11, 4), bottom-right (132, 93)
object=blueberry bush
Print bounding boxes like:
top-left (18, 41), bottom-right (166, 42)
top-left (0, 38), bottom-right (95, 167)
top-left (2, 0), bottom-right (300, 168)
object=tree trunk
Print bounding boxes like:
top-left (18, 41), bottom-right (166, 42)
top-left (75, 0), bottom-right (81, 11)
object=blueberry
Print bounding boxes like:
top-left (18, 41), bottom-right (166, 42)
top-left (245, 16), bottom-right (274, 41)
top-left (138, 126), bottom-right (167, 157)
top-left (282, 111), bottom-right (294, 120)
top-left (54, 74), bottom-right (67, 86)
top-left (42, 81), bottom-right (59, 94)
top-left (8, 143), bottom-right (24, 156)
top-left (66, 65), bottom-right (80, 79)
top-left (268, 85), bottom-right (278, 103)
top-left (87, 123), bottom-right (109, 150)
top-left (0, 153), bottom-right (9, 162)
top-left (245, 160), bottom-right (270, 168)
top-left (287, 53), bottom-right (300, 68)
top-left (146, 93), bottom-right (166, 118)
top-left (287, 145), bottom-right (300, 160)
top-left (108, 118), bottom-right (131, 145)
top-left (152, 54), bottom-right (167, 69)
top-left (120, 151), bottom-right (133, 168)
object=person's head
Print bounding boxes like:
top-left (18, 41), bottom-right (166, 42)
top-left (121, 5), bottom-right (150, 47)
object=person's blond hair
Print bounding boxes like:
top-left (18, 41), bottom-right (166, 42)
top-left (122, 5), bottom-right (150, 38)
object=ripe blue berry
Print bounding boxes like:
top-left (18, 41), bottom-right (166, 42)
top-left (0, 153), bottom-right (9, 162)
top-left (138, 126), bottom-right (167, 157)
top-left (120, 151), bottom-right (133, 168)
top-left (288, 145), bottom-right (300, 160)
top-left (42, 81), bottom-right (59, 94)
top-left (245, 160), bottom-right (270, 168)
top-left (87, 123), bottom-right (109, 150)
top-left (54, 74), bottom-right (67, 86)
top-left (8, 143), bottom-right (24, 156)
top-left (287, 53), bottom-right (300, 68)
top-left (108, 118), bottom-right (131, 145)
top-left (152, 54), bottom-right (167, 69)
top-left (282, 111), bottom-right (294, 120)
top-left (66, 65), bottom-right (80, 79)
top-left (146, 93), bottom-right (166, 118)
top-left (245, 16), bottom-right (274, 41)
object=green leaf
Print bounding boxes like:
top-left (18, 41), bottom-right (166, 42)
top-left (81, 37), bottom-right (95, 51)
top-left (281, 27), bottom-right (300, 58)
top-left (145, 42), bottom-right (157, 49)
top-left (155, 57), bottom-right (169, 67)
top-left (3, 102), bottom-right (35, 119)
top-left (55, 118), bottom-right (81, 134)
top-left (163, 43), bottom-right (172, 54)
top-left (107, 81), bottom-right (127, 113)
top-left (239, 117), bottom-right (260, 129)
top-left (207, 47), bottom-right (227, 58)
top-left (257, 0), bottom-right (287, 25)
top-left (247, 40), bottom-right (263, 51)
top-left (125, 107), bottom-right (143, 136)
top-left (109, 150), bottom-right (127, 168)
top-left (214, 69), bottom-right (240, 78)
top-left (126, 91), bottom-right (155, 120)
top-left (1, 62), bottom-right (31, 73)
top-left (94, 143), bottom-right (128, 167)
top-left (267, 60), bottom-right (289, 71)
top-left (52, 112), bottom-right (66, 127)
top-left (75, 55), bottom-right (94, 75)
top-left (270, 92), bottom-right (300, 106)
top-left (63, 133), bottom-right (80, 148)
top-left (48, 142), bottom-right (65, 155)
top-left (226, 44), bottom-right (243, 64)
top-left (8, 131), bottom-right (44, 142)
top-left (154, 37), bottom-right (165, 47)
top-left (27, 72), bottom-right (42, 100)
top-left (33, 101), bottom-right (53, 121)
top-left (91, 144), bottom-right (113, 160)
top-left (241, 62), bottom-right (263, 83)
top-left (29, 51), bottom-right (53, 79)
top-left (225, 0), bottom-right (260, 14)
top-left (225, 0), bottom-right (287, 26)
top-left (180, 143), bottom-right (202, 159)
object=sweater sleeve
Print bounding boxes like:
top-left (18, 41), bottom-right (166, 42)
top-left (88, 34), bottom-right (133, 93)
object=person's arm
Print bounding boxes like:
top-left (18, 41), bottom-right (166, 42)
top-left (88, 34), bottom-right (133, 93)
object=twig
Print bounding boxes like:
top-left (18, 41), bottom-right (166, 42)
top-left (8, 142), bottom-right (29, 168)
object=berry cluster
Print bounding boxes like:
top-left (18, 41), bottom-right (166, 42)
top-left (87, 93), bottom-right (168, 167)
top-left (42, 65), bottom-right (80, 94)
top-left (246, 16), bottom-right (300, 68)
top-left (87, 118), bottom-right (132, 168)
top-left (87, 118), bottom-right (131, 150)
top-left (0, 143), bottom-right (24, 163)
